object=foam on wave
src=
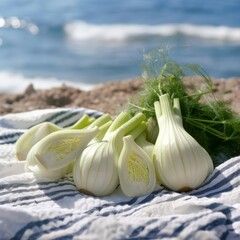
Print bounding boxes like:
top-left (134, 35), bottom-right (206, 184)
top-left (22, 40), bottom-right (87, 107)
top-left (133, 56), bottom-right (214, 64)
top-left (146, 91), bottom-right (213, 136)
top-left (64, 21), bottom-right (240, 43)
top-left (0, 71), bottom-right (95, 93)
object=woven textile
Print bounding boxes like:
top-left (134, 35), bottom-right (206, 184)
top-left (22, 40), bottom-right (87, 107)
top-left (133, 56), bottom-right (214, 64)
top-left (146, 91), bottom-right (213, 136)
top-left (0, 108), bottom-right (239, 240)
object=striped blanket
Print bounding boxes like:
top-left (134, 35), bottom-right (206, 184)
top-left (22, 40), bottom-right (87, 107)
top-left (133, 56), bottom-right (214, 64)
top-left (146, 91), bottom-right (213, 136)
top-left (0, 108), bottom-right (239, 240)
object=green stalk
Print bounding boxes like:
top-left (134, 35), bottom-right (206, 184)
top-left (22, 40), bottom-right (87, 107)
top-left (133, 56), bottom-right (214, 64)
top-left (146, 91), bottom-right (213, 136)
top-left (105, 112), bottom-right (130, 134)
top-left (159, 94), bottom-right (174, 117)
top-left (154, 101), bottom-right (162, 120)
top-left (173, 98), bottom-right (182, 118)
top-left (94, 120), bottom-right (113, 142)
top-left (127, 121), bottom-right (146, 140)
top-left (185, 118), bottom-right (228, 139)
top-left (116, 113), bottom-right (146, 137)
top-left (107, 112), bottom-right (146, 164)
top-left (68, 115), bottom-right (95, 129)
top-left (103, 113), bottom-right (146, 144)
top-left (88, 113), bottom-right (112, 128)
top-left (154, 94), bottom-right (177, 125)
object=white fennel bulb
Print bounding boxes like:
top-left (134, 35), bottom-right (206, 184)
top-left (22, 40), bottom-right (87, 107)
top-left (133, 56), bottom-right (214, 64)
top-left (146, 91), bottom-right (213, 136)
top-left (118, 135), bottom-right (156, 197)
top-left (25, 127), bottom-right (100, 179)
top-left (16, 122), bottom-right (61, 161)
top-left (153, 93), bottom-right (213, 192)
top-left (15, 114), bottom-right (95, 161)
top-left (73, 138), bottom-right (118, 196)
top-left (73, 112), bottom-right (146, 197)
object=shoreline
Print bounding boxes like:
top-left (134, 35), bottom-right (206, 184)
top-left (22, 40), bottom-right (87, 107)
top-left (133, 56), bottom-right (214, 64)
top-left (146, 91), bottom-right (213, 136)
top-left (0, 76), bottom-right (240, 116)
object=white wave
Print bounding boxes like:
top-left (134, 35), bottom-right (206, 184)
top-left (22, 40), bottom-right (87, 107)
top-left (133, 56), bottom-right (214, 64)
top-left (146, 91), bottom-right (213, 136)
top-left (0, 71), bottom-right (95, 93)
top-left (64, 21), bottom-right (240, 43)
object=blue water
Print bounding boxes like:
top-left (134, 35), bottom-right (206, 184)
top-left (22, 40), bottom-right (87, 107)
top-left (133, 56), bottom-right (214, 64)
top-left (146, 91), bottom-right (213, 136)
top-left (0, 0), bottom-right (240, 92)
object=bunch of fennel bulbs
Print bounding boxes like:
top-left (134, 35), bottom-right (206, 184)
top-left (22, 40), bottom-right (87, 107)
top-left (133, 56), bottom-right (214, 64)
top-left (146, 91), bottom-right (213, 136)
top-left (152, 93), bottom-right (214, 192)
top-left (15, 99), bottom-right (211, 196)
top-left (73, 112), bottom-right (156, 197)
top-left (15, 113), bottom-right (113, 179)
top-left (15, 110), bottom-right (157, 198)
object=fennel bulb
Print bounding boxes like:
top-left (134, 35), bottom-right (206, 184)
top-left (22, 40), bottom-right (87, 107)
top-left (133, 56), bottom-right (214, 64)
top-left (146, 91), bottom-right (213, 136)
top-left (15, 114), bottom-right (95, 161)
top-left (16, 122), bottom-right (61, 161)
top-left (153, 94), bottom-right (213, 192)
top-left (25, 127), bottom-right (100, 179)
top-left (73, 112), bottom-right (146, 197)
top-left (118, 135), bottom-right (156, 197)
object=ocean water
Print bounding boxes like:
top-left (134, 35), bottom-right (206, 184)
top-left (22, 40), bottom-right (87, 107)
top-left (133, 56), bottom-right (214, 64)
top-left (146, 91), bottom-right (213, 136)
top-left (0, 0), bottom-right (240, 92)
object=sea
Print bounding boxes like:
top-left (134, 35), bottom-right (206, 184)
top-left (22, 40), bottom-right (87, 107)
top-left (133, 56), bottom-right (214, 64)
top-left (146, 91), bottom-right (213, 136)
top-left (0, 0), bottom-right (240, 92)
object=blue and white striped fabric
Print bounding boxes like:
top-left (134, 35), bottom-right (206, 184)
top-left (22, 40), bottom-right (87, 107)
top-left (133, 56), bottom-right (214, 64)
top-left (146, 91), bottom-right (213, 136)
top-left (0, 108), bottom-right (240, 240)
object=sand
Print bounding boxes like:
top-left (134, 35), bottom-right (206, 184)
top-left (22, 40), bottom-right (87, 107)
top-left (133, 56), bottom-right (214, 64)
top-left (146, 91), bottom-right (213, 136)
top-left (0, 76), bottom-right (240, 116)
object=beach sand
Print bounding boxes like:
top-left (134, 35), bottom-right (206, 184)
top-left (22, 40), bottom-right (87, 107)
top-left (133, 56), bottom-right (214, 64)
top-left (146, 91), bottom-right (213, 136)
top-left (0, 76), bottom-right (240, 116)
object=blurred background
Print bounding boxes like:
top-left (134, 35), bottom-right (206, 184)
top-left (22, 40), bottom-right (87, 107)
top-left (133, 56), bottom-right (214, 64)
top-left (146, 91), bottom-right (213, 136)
top-left (0, 0), bottom-right (239, 92)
